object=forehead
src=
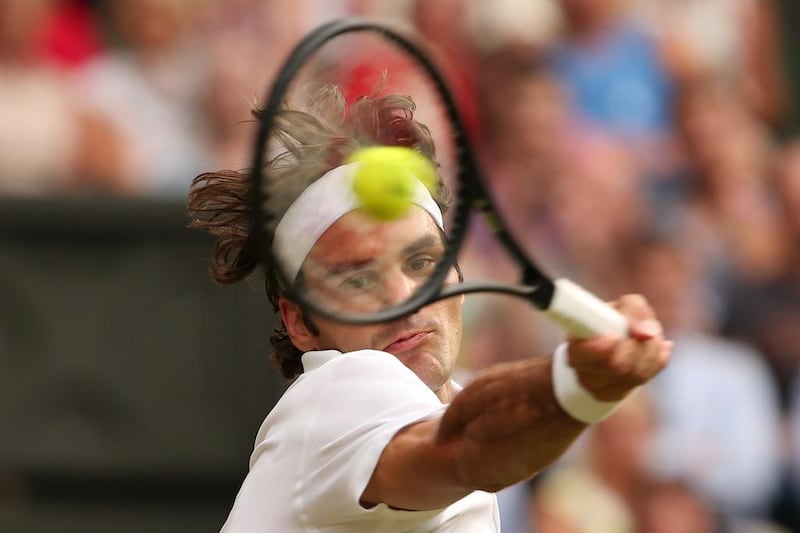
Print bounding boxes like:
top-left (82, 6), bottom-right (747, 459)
top-left (307, 206), bottom-right (443, 263)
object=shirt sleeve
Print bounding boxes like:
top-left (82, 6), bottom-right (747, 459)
top-left (291, 349), bottom-right (448, 529)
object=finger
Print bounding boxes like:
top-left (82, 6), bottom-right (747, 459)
top-left (575, 338), bottom-right (671, 399)
top-left (612, 293), bottom-right (655, 324)
top-left (628, 318), bottom-right (663, 341)
top-left (575, 336), bottom-right (671, 382)
top-left (567, 333), bottom-right (620, 364)
top-left (630, 338), bottom-right (669, 382)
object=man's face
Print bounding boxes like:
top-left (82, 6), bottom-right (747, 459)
top-left (281, 207), bottom-right (463, 395)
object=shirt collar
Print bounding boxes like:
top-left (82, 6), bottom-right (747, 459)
top-left (300, 349), bottom-right (463, 395)
top-left (301, 349), bottom-right (342, 372)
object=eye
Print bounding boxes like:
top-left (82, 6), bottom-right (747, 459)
top-left (340, 270), bottom-right (379, 293)
top-left (405, 255), bottom-right (437, 277)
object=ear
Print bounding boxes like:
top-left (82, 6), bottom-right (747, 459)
top-left (279, 297), bottom-right (318, 351)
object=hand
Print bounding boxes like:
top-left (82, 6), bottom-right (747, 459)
top-left (566, 294), bottom-right (672, 402)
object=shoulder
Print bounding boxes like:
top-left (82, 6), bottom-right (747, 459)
top-left (252, 351), bottom-right (451, 528)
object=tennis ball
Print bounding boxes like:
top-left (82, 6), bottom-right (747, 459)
top-left (347, 146), bottom-right (437, 221)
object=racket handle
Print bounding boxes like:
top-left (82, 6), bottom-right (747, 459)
top-left (543, 278), bottom-right (629, 339)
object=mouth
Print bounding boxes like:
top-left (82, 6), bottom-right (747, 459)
top-left (383, 330), bottom-right (432, 354)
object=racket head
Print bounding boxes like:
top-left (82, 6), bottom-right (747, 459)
top-left (251, 18), bottom-right (476, 323)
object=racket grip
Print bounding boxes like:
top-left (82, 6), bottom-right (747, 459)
top-left (543, 278), bottom-right (629, 339)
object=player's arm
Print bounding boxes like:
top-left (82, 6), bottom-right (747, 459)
top-left (361, 294), bottom-right (671, 511)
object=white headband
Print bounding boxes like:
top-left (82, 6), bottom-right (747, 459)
top-left (272, 162), bottom-right (444, 281)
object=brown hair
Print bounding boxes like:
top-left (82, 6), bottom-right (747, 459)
top-left (187, 85), bottom-right (447, 380)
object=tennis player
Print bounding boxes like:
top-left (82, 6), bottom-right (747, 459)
top-left (188, 88), bottom-right (671, 532)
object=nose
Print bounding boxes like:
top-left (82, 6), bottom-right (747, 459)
top-left (380, 267), bottom-right (418, 307)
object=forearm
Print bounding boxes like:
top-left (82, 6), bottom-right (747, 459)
top-left (363, 355), bottom-right (585, 511)
top-left (437, 356), bottom-right (585, 492)
top-left (435, 306), bottom-right (670, 493)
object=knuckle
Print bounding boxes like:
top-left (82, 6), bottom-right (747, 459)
top-left (616, 293), bottom-right (656, 319)
top-left (618, 293), bottom-right (647, 308)
top-left (636, 343), bottom-right (670, 382)
top-left (635, 361), bottom-right (657, 383)
top-left (608, 350), bottom-right (634, 376)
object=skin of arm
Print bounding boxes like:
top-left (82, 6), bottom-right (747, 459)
top-left (361, 294), bottom-right (671, 511)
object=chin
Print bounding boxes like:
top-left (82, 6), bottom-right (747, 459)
top-left (401, 350), bottom-right (450, 391)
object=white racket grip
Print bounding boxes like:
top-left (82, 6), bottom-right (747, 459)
top-left (543, 278), bottom-right (629, 339)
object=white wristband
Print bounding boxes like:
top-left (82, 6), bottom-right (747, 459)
top-left (552, 344), bottom-right (622, 424)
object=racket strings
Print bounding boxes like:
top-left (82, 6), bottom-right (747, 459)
top-left (251, 20), bottom-right (476, 321)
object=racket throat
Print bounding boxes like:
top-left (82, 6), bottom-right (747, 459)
top-left (521, 268), bottom-right (555, 310)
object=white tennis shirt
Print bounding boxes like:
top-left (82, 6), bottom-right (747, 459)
top-left (221, 349), bottom-right (500, 532)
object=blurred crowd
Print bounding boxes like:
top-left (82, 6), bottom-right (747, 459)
top-left (2, 0), bottom-right (800, 532)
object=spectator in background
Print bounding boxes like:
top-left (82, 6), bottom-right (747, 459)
top-left (72, 0), bottom-right (210, 196)
top-left (457, 67), bottom-right (588, 384)
top-left (0, 0), bottom-right (125, 195)
top-left (717, 139), bottom-right (800, 531)
top-left (410, 0), bottom-right (481, 138)
top-left (199, 34), bottom-right (262, 172)
top-left (40, 0), bottom-right (103, 70)
top-left (466, 0), bottom-right (561, 57)
top-left (480, 69), bottom-right (573, 206)
top-left (543, 133), bottom-right (647, 294)
top-left (632, 0), bottom-right (791, 130)
top-left (196, 0), bottom-right (329, 172)
top-left (547, 0), bottom-right (676, 177)
top-left (731, 139), bottom-right (800, 406)
top-left (532, 393), bottom-right (657, 533)
top-left (670, 78), bottom-right (786, 315)
top-left (622, 236), bottom-right (783, 522)
top-left (197, 0), bottom-right (310, 94)
top-left (631, 478), bottom-right (724, 533)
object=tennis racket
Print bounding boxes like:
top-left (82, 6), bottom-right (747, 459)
top-left (251, 18), bottom-right (627, 339)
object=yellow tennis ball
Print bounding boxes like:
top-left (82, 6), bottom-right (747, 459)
top-left (347, 146), bottom-right (437, 221)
